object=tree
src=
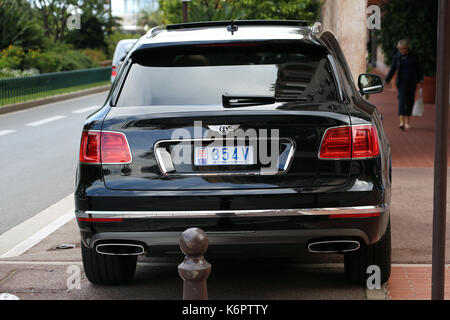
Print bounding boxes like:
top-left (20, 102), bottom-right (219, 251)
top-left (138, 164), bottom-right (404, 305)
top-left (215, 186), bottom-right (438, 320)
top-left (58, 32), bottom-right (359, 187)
top-left (32, 0), bottom-right (78, 42)
top-left (0, 0), bottom-right (44, 50)
top-left (32, 0), bottom-right (119, 44)
top-left (378, 0), bottom-right (438, 76)
top-left (238, 0), bottom-right (321, 22)
top-left (137, 9), bottom-right (164, 29)
top-left (159, 0), bottom-right (321, 24)
top-left (65, 13), bottom-right (108, 50)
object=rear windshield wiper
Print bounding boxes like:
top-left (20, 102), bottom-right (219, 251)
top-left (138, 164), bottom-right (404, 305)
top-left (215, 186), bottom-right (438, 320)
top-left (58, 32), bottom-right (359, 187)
top-left (222, 95), bottom-right (310, 108)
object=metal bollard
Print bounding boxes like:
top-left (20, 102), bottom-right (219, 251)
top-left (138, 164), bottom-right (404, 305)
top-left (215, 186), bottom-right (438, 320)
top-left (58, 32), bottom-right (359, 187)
top-left (178, 227), bottom-right (211, 300)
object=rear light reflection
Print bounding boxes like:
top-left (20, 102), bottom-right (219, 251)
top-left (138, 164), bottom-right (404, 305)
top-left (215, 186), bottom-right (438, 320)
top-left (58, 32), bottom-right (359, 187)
top-left (319, 125), bottom-right (380, 159)
top-left (111, 66), bottom-right (117, 77)
top-left (79, 131), bottom-right (132, 164)
top-left (329, 213), bottom-right (381, 219)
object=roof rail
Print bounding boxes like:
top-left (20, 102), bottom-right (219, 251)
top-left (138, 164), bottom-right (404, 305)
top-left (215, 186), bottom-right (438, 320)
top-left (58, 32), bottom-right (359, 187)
top-left (166, 20), bottom-right (309, 30)
top-left (145, 25), bottom-right (164, 37)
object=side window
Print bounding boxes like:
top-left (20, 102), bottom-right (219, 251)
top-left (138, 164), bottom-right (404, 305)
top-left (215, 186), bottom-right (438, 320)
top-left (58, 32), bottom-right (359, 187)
top-left (110, 59), bottom-right (132, 106)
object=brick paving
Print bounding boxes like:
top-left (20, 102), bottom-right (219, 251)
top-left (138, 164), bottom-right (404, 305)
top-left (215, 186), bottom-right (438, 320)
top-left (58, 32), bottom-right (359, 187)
top-left (387, 265), bottom-right (450, 300)
top-left (368, 81), bottom-right (450, 300)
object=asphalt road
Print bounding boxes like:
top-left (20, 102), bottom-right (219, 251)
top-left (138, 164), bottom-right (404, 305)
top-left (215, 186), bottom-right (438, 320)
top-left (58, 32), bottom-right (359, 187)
top-left (0, 91), bottom-right (108, 235)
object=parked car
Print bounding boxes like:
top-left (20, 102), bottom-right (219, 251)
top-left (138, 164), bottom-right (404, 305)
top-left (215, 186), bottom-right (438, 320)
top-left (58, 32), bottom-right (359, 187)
top-left (76, 20), bottom-right (391, 286)
top-left (111, 39), bottom-right (138, 83)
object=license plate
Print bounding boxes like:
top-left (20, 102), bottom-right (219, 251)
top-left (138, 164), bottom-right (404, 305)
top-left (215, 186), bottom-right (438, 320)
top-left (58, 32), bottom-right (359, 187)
top-left (194, 146), bottom-right (254, 166)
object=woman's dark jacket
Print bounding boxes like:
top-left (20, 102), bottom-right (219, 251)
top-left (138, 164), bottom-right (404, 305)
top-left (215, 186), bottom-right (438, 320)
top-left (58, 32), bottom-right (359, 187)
top-left (385, 50), bottom-right (424, 87)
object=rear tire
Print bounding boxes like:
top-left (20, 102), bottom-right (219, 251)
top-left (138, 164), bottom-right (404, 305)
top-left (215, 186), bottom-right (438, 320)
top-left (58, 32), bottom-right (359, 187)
top-left (344, 219), bottom-right (391, 286)
top-left (81, 242), bottom-right (138, 285)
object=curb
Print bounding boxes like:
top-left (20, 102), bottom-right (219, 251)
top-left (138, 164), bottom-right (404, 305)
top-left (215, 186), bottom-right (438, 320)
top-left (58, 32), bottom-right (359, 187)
top-left (0, 84), bottom-right (110, 115)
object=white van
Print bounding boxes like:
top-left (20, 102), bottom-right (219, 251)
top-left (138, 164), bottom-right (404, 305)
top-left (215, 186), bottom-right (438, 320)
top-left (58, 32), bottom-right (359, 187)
top-left (111, 39), bottom-right (138, 83)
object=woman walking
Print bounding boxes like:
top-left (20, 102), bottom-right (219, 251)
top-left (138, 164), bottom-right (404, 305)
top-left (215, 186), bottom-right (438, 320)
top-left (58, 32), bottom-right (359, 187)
top-left (385, 39), bottom-right (423, 130)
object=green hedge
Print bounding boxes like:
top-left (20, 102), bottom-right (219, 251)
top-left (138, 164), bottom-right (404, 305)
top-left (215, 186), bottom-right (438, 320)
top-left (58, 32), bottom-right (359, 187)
top-left (0, 45), bottom-right (103, 77)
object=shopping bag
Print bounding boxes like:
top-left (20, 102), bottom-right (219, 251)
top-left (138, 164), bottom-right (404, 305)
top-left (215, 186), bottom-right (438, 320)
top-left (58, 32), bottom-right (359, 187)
top-left (412, 88), bottom-right (424, 116)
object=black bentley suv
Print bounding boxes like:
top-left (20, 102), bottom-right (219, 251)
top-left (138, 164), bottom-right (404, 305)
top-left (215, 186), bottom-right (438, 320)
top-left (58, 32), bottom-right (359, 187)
top-left (75, 20), bottom-right (391, 286)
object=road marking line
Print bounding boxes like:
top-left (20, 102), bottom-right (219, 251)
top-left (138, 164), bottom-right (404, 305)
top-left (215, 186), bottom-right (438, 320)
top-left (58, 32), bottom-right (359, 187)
top-left (0, 193), bottom-right (74, 258)
top-left (0, 210), bottom-right (74, 258)
top-left (0, 130), bottom-right (16, 136)
top-left (72, 105), bottom-right (100, 114)
top-left (25, 115), bottom-right (67, 127)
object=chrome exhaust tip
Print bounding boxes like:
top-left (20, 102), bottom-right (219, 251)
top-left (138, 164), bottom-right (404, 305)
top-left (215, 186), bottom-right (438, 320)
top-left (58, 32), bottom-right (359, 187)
top-left (95, 243), bottom-right (145, 256)
top-left (307, 240), bottom-right (360, 254)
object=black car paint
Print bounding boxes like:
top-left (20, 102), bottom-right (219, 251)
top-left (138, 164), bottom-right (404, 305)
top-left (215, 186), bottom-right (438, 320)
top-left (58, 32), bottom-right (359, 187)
top-left (75, 28), bottom-right (391, 256)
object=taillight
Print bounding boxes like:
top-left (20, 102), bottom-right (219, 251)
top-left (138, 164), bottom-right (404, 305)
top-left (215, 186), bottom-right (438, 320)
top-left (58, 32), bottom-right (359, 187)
top-left (79, 131), bottom-right (101, 163)
top-left (352, 125), bottom-right (380, 158)
top-left (111, 65), bottom-right (117, 77)
top-left (319, 126), bottom-right (352, 159)
top-left (319, 125), bottom-right (379, 159)
top-left (79, 131), bottom-right (132, 164)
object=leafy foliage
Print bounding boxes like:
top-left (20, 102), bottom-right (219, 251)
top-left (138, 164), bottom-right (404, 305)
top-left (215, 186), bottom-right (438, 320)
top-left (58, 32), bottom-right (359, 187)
top-left (378, 0), bottom-right (438, 76)
top-left (238, 0), bottom-right (321, 22)
top-left (32, 0), bottom-right (120, 45)
top-left (65, 13), bottom-right (108, 50)
top-left (159, 0), bottom-right (321, 24)
top-left (0, 46), bottom-right (26, 69)
top-left (0, 0), bottom-right (44, 50)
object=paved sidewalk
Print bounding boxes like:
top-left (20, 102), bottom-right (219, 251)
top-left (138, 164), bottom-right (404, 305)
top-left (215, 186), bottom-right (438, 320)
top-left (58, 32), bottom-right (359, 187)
top-left (387, 265), bottom-right (450, 300)
top-left (368, 84), bottom-right (450, 300)
top-left (368, 86), bottom-right (450, 168)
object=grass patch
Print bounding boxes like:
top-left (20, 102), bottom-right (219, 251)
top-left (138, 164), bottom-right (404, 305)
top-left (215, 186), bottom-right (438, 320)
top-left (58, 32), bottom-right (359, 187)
top-left (0, 81), bottom-right (110, 106)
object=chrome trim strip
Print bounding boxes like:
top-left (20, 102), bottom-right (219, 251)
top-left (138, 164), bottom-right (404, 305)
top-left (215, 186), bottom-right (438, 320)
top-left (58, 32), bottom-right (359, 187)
top-left (81, 205), bottom-right (385, 219)
top-left (154, 137), bottom-right (296, 177)
top-left (362, 85), bottom-right (383, 93)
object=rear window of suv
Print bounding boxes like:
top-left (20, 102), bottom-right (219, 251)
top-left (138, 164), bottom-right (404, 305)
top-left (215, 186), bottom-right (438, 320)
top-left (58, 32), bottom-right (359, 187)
top-left (116, 43), bottom-right (338, 106)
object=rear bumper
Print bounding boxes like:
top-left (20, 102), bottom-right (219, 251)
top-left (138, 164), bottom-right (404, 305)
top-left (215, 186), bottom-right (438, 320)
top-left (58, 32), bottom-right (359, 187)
top-left (76, 205), bottom-right (390, 254)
